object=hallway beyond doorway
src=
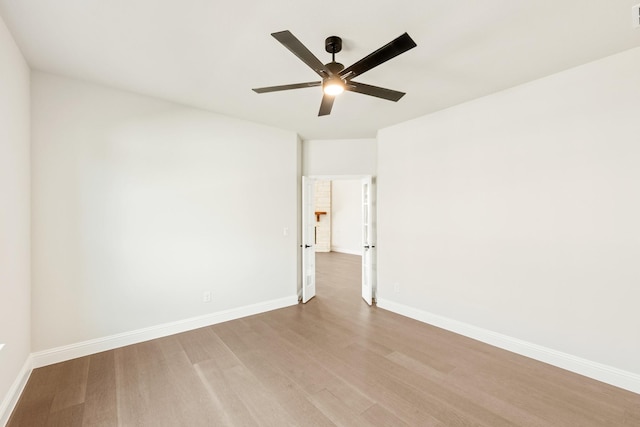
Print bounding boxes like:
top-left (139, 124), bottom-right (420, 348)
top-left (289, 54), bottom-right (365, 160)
top-left (315, 252), bottom-right (364, 308)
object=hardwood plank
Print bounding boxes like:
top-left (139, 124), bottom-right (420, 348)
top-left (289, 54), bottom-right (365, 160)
top-left (221, 364), bottom-right (296, 426)
top-left (82, 351), bottom-right (118, 426)
top-left (386, 350), bottom-right (552, 427)
top-left (624, 405), bottom-right (640, 425)
top-left (361, 403), bottom-right (412, 427)
top-left (217, 344), bottom-right (336, 426)
top-left (302, 345), bottom-right (443, 426)
top-left (210, 320), bottom-right (254, 357)
top-left (7, 363), bottom-right (65, 426)
top-left (45, 403), bottom-right (84, 427)
top-left (309, 388), bottom-right (376, 427)
top-left (178, 325), bottom-right (240, 369)
top-left (324, 378), bottom-right (375, 415)
top-left (449, 363), bottom-right (626, 426)
top-left (114, 345), bottom-right (220, 426)
top-left (235, 318), bottom-right (336, 394)
top-left (49, 357), bottom-right (89, 413)
top-left (338, 342), bottom-right (515, 427)
top-left (150, 334), bottom-right (185, 359)
top-left (113, 344), bottom-right (154, 426)
top-left (194, 359), bottom-right (259, 426)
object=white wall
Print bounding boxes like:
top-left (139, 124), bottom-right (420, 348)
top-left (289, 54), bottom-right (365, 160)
top-left (378, 47), bottom-right (640, 380)
top-left (331, 180), bottom-right (361, 255)
top-left (302, 138), bottom-right (376, 176)
top-left (0, 15), bottom-right (30, 421)
top-left (31, 72), bottom-right (299, 352)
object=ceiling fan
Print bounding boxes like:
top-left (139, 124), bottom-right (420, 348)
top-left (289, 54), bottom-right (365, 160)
top-left (252, 31), bottom-right (417, 116)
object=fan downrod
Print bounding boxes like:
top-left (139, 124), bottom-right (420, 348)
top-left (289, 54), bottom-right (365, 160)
top-left (324, 36), bottom-right (344, 73)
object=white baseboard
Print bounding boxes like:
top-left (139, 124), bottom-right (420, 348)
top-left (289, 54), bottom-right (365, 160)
top-left (31, 295), bottom-right (298, 369)
top-left (376, 298), bottom-right (640, 395)
top-left (330, 247), bottom-right (362, 256)
top-left (0, 356), bottom-right (33, 427)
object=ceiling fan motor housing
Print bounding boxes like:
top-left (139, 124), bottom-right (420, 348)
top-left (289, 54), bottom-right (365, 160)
top-left (326, 61), bottom-right (344, 74)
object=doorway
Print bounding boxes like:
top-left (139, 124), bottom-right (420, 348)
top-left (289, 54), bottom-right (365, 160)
top-left (300, 175), bottom-right (376, 305)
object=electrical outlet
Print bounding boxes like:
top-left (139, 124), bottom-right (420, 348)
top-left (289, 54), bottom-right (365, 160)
top-left (633, 4), bottom-right (640, 28)
top-left (393, 283), bottom-right (400, 293)
top-left (203, 291), bottom-right (212, 303)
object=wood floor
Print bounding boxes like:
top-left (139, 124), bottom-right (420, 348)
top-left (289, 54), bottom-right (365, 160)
top-left (8, 252), bottom-right (640, 426)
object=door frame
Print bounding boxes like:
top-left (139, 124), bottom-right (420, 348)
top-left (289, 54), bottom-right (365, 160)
top-left (299, 174), bottom-right (377, 304)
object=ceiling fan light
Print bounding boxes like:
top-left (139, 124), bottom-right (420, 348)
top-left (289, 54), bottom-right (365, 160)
top-left (323, 78), bottom-right (345, 96)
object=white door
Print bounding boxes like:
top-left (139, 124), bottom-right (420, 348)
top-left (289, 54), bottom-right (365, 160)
top-left (301, 176), bottom-right (316, 303)
top-left (361, 176), bottom-right (375, 305)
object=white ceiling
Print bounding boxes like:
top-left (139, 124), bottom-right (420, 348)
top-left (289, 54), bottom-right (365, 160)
top-left (1, 1), bottom-right (639, 140)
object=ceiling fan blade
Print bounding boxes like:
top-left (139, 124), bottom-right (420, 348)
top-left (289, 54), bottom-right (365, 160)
top-left (318, 94), bottom-right (335, 116)
top-left (253, 81), bottom-right (321, 93)
top-left (345, 81), bottom-right (405, 102)
top-left (272, 31), bottom-right (332, 78)
top-left (340, 33), bottom-right (417, 80)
